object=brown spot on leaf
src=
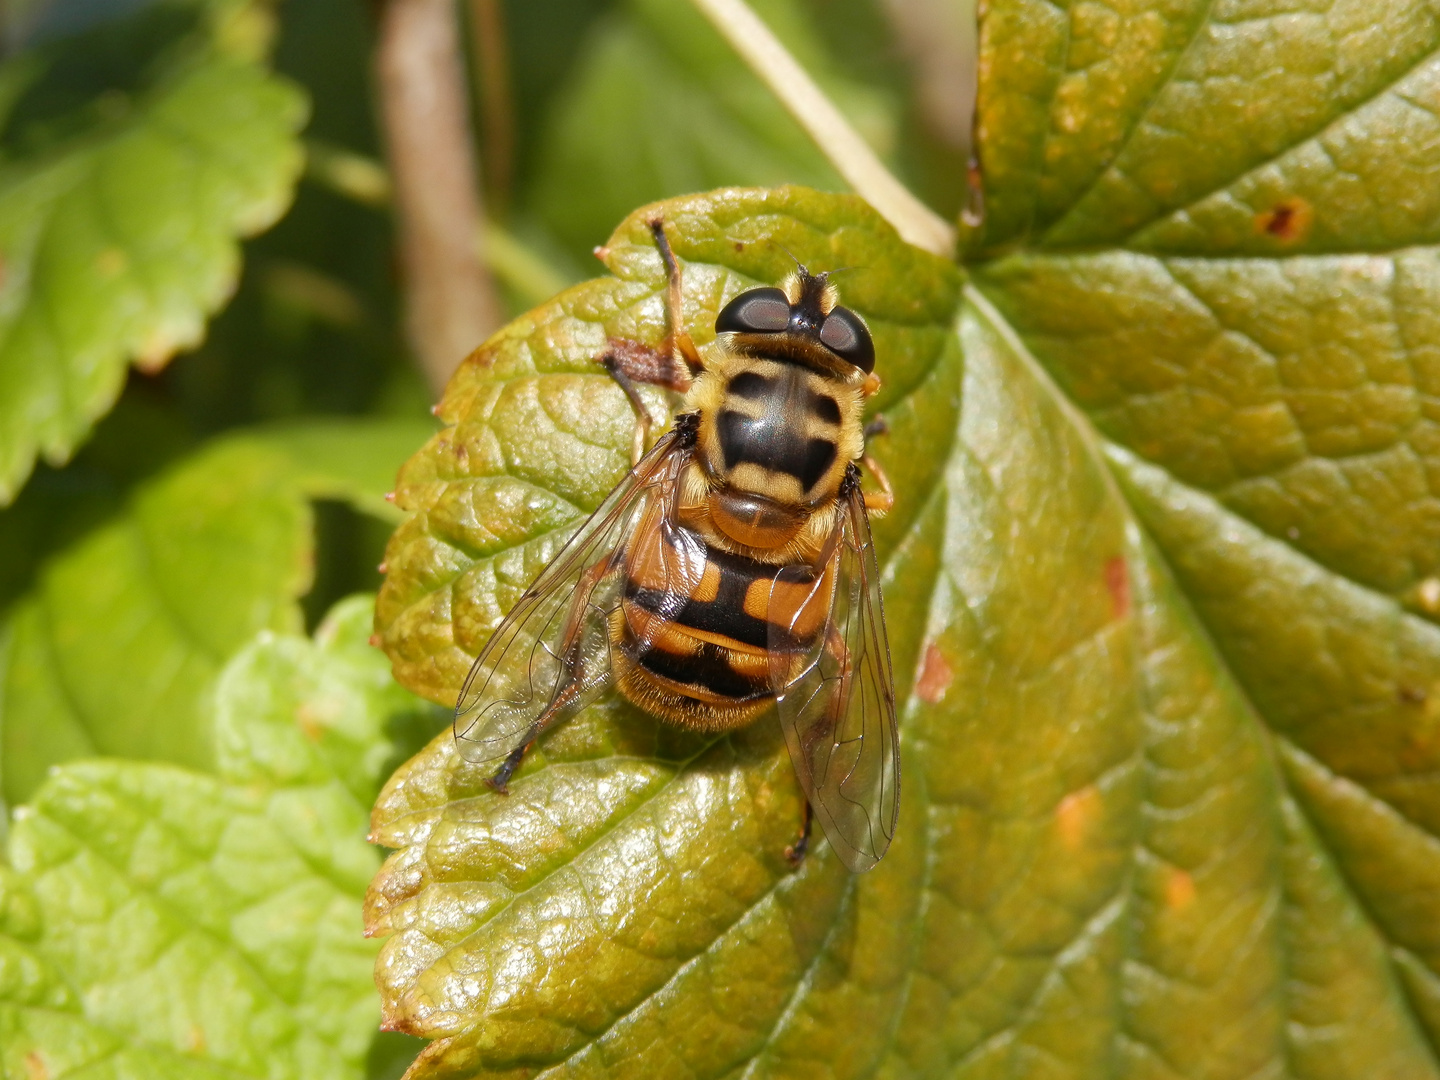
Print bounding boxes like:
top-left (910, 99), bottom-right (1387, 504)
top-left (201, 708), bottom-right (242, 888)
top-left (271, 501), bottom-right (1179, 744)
top-left (1255, 197), bottom-right (1312, 244)
top-left (915, 643), bottom-right (952, 703)
top-left (734, 240), bottom-right (745, 252)
top-left (1056, 786), bottom-right (1101, 850)
top-left (1399, 684), bottom-right (1428, 705)
top-left (1164, 867), bottom-right (1196, 910)
top-left (368, 633), bottom-right (382, 647)
top-left (25, 1052), bottom-right (48, 1080)
top-left (1104, 556), bottom-right (1129, 618)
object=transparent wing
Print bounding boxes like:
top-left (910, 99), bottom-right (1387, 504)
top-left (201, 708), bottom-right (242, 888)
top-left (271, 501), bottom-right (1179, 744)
top-left (454, 430), bottom-right (699, 767)
top-left (769, 480), bottom-right (900, 872)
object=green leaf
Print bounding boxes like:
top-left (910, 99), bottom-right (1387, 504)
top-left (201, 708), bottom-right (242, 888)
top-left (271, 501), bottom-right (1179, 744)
top-left (0, 417), bottom-right (434, 808)
top-left (370, 0), bottom-right (1440, 1073)
top-left (0, 0), bottom-right (309, 505)
top-left (0, 595), bottom-right (438, 1080)
top-left (528, 0), bottom-right (897, 258)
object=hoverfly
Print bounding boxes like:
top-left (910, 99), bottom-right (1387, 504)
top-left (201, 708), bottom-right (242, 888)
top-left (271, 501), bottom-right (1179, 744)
top-left (454, 220), bottom-right (899, 872)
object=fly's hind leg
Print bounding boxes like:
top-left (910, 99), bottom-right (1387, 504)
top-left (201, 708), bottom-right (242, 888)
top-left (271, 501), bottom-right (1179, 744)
top-left (786, 799), bottom-right (814, 866)
top-left (786, 622), bottom-right (849, 867)
top-left (488, 551), bottom-right (618, 793)
top-left (597, 219), bottom-right (704, 464)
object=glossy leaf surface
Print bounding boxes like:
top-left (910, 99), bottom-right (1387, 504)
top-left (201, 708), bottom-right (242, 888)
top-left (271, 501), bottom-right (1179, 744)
top-left (368, 1), bottom-right (1440, 1075)
top-left (0, 0), bottom-right (307, 504)
top-left (0, 597), bottom-right (436, 1080)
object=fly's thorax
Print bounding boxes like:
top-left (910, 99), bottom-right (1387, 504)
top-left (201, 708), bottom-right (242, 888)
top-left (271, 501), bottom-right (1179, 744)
top-left (674, 460), bottom-right (841, 566)
top-left (683, 351), bottom-right (866, 550)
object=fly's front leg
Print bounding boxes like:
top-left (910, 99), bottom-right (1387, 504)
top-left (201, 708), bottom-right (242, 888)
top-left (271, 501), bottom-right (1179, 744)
top-left (489, 551), bottom-right (618, 793)
top-left (650, 219), bottom-right (704, 377)
top-left (597, 218), bottom-right (704, 464)
top-left (861, 414), bottom-right (894, 515)
top-left (601, 342), bottom-right (685, 465)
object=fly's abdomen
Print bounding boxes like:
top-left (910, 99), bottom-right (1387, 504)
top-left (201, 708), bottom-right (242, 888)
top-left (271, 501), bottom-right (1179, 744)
top-left (610, 523), bottom-right (834, 730)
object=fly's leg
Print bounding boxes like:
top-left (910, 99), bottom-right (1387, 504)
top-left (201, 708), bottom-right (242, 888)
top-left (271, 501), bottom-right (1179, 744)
top-left (860, 414), bottom-right (894, 514)
top-left (786, 799), bottom-right (814, 866)
top-left (597, 218), bottom-right (704, 464)
top-left (487, 551), bottom-right (618, 793)
top-left (601, 341), bottom-right (688, 466)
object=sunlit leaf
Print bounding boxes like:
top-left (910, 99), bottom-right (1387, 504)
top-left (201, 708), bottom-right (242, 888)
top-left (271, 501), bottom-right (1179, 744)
top-left (369, 0), bottom-right (1440, 1075)
top-left (371, 187), bottom-right (963, 1075)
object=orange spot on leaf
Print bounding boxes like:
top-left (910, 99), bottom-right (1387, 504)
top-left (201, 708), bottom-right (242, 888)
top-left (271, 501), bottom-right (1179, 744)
top-left (1104, 556), bottom-right (1129, 619)
top-left (1255, 197), bottom-right (1313, 244)
top-left (25, 1052), bottom-right (48, 1080)
top-left (915, 643), bottom-right (952, 704)
top-left (1056, 785), bottom-right (1101, 850)
top-left (1164, 867), bottom-right (1196, 910)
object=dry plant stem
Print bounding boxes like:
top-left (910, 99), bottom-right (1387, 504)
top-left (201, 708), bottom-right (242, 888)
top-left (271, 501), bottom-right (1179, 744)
top-left (376, 0), bottom-right (503, 397)
top-left (468, 0), bottom-right (515, 212)
top-left (688, 0), bottom-right (957, 257)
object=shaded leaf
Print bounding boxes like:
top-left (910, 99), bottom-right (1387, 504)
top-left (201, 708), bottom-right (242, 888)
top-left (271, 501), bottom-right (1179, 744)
top-left (0, 417), bottom-right (433, 808)
top-left (0, 596), bottom-right (439, 1080)
top-left (0, 0), bottom-right (308, 504)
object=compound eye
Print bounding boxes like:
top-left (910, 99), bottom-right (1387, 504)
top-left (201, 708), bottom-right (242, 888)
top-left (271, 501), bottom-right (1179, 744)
top-left (715, 287), bottom-right (792, 334)
top-left (819, 305), bottom-right (875, 372)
